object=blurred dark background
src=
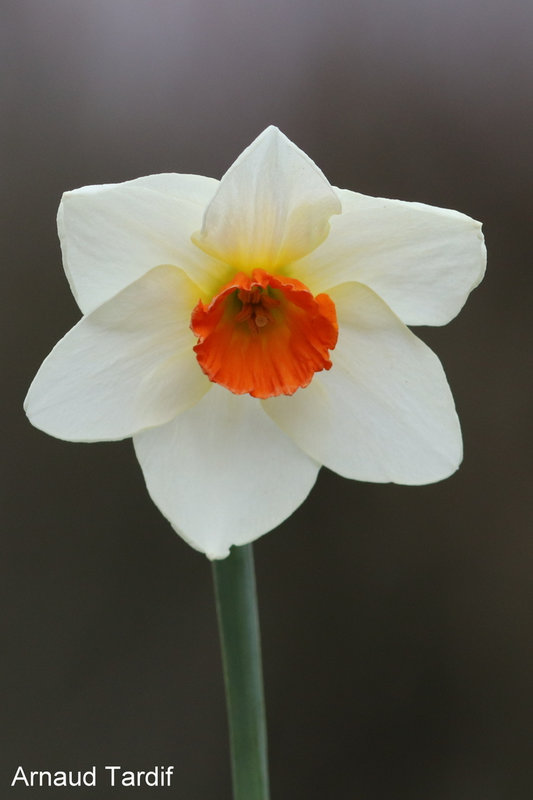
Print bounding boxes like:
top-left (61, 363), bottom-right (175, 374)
top-left (2, 1), bottom-right (532, 798)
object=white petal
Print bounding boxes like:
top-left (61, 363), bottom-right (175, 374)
top-left (58, 173), bottom-right (230, 314)
top-left (25, 265), bottom-right (209, 441)
top-left (193, 126), bottom-right (341, 271)
top-left (133, 385), bottom-right (320, 559)
top-left (263, 282), bottom-right (462, 485)
top-left (132, 173), bottom-right (219, 205)
top-left (295, 189), bottom-right (486, 326)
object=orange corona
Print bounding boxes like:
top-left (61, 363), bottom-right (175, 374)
top-left (191, 269), bottom-right (338, 399)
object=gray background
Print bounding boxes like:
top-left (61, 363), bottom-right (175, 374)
top-left (3, 1), bottom-right (532, 798)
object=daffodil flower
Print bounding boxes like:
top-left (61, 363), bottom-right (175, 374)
top-left (25, 126), bottom-right (486, 559)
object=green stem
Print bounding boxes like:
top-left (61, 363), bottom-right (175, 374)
top-left (212, 543), bottom-right (270, 800)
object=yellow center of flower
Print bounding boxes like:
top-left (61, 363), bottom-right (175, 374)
top-left (190, 268), bottom-right (338, 399)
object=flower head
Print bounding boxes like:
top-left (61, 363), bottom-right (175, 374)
top-left (25, 127), bottom-right (486, 558)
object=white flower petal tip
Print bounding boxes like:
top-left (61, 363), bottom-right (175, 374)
top-left (27, 126), bottom-right (485, 557)
top-left (58, 173), bottom-right (224, 314)
top-left (263, 282), bottom-right (463, 487)
top-left (133, 387), bottom-right (320, 560)
top-left (301, 189), bottom-right (487, 326)
top-left (192, 126), bottom-right (342, 271)
top-left (24, 266), bottom-right (210, 442)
